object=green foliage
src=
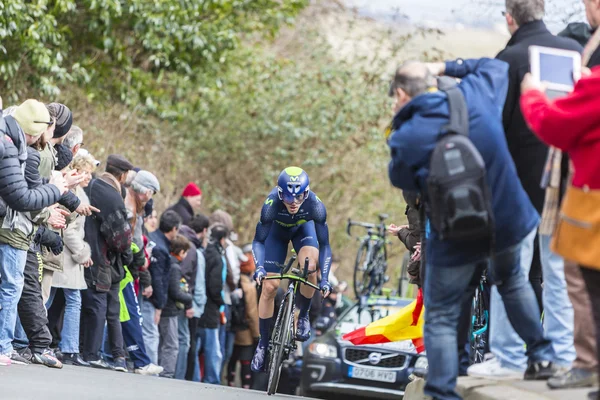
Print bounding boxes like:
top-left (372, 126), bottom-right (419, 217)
top-left (0, 0), bottom-right (308, 111)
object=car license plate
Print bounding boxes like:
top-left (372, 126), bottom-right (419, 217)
top-left (348, 366), bottom-right (396, 383)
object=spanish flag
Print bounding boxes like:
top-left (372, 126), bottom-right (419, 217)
top-left (342, 288), bottom-right (425, 353)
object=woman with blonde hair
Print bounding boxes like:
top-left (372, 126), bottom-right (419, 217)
top-left (48, 153), bottom-right (96, 366)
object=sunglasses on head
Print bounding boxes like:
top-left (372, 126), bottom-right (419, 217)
top-left (33, 120), bottom-right (54, 126)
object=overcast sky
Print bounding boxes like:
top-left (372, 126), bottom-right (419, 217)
top-left (344, 0), bottom-right (585, 32)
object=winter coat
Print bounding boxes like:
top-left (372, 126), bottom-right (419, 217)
top-left (84, 174), bottom-right (132, 292)
top-left (165, 197), bottom-right (194, 226)
top-left (146, 229), bottom-right (172, 310)
top-left (521, 67), bottom-right (600, 190)
top-left (53, 186), bottom-right (90, 290)
top-left (192, 247), bottom-right (207, 319)
top-left (179, 225), bottom-right (199, 291)
top-left (0, 116), bottom-right (61, 213)
top-left (496, 21), bottom-right (582, 213)
top-left (162, 258), bottom-right (193, 318)
top-left (387, 58), bottom-right (539, 267)
top-left (398, 191), bottom-right (423, 285)
top-left (197, 243), bottom-right (226, 329)
top-left (234, 274), bottom-right (260, 346)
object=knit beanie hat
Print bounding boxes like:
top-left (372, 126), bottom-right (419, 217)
top-left (133, 170), bottom-right (160, 193)
top-left (46, 103), bottom-right (73, 139)
top-left (12, 99), bottom-right (52, 137)
top-left (182, 182), bottom-right (202, 197)
top-left (55, 143), bottom-right (74, 170)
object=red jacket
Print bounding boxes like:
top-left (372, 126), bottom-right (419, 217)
top-left (521, 68), bottom-right (600, 189)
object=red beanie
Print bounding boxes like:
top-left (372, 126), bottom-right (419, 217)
top-left (182, 182), bottom-right (202, 197)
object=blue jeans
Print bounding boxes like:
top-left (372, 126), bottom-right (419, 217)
top-left (47, 288), bottom-right (82, 354)
top-left (0, 244), bottom-right (27, 355)
top-left (13, 317), bottom-right (29, 350)
top-left (175, 312), bottom-right (190, 380)
top-left (198, 327), bottom-right (222, 384)
top-left (219, 305), bottom-right (235, 371)
top-left (141, 300), bottom-right (160, 365)
top-left (423, 229), bottom-right (553, 400)
top-left (539, 234), bottom-right (575, 367)
top-left (489, 228), bottom-right (537, 370)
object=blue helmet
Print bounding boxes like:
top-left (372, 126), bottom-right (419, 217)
top-left (277, 167), bottom-right (310, 204)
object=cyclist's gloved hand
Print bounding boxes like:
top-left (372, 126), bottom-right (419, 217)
top-left (254, 266), bottom-right (267, 285)
top-left (320, 281), bottom-right (332, 298)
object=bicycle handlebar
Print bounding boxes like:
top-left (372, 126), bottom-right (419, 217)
top-left (263, 256), bottom-right (321, 291)
top-left (347, 214), bottom-right (389, 237)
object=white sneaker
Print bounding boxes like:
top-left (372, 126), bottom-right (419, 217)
top-left (467, 354), bottom-right (523, 380)
top-left (0, 354), bottom-right (11, 366)
top-left (135, 363), bottom-right (164, 376)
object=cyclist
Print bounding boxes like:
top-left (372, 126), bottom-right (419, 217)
top-left (251, 166), bottom-right (332, 372)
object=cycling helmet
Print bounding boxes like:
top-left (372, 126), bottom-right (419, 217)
top-left (277, 166), bottom-right (310, 205)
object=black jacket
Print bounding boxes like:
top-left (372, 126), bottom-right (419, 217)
top-left (147, 230), bottom-right (172, 310)
top-left (84, 176), bottom-right (132, 292)
top-left (559, 23), bottom-right (600, 68)
top-left (496, 21), bottom-right (582, 213)
top-left (179, 225), bottom-right (200, 292)
top-left (198, 242), bottom-right (225, 329)
top-left (0, 116), bottom-right (61, 213)
top-left (165, 197), bottom-right (194, 226)
top-left (162, 258), bottom-right (193, 318)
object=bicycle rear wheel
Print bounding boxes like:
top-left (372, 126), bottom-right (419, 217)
top-left (267, 290), bottom-right (294, 395)
top-left (353, 242), bottom-right (371, 299)
top-left (469, 284), bottom-right (488, 365)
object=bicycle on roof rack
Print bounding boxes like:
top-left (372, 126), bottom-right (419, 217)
top-left (261, 254), bottom-right (321, 395)
top-left (347, 213), bottom-right (390, 299)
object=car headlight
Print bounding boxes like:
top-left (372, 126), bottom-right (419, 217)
top-left (415, 356), bottom-right (428, 369)
top-left (308, 343), bottom-right (338, 358)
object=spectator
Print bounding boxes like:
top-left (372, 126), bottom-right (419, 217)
top-left (145, 208), bottom-right (158, 233)
top-left (81, 154), bottom-right (134, 370)
top-left (142, 210), bottom-right (182, 365)
top-left (548, 18), bottom-right (600, 390)
top-left (209, 210), bottom-right (246, 373)
top-left (0, 100), bottom-right (67, 367)
top-left (389, 191), bottom-right (423, 286)
top-left (46, 153), bottom-right (96, 367)
top-left (159, 234), bottom-right (193, 378)
top-left (386, 59), bottom-right (554, 399)
top-left (11, 109), bottom-right (68, 368)
top-left (520, 43), bottom-right (600, 399)
top-left (185, 214), bottom-right (210, 382)
top-left (467, 0), bottom-right (581, 380)
top-left (120, 170), bottom-right (163, 375)
top-left (166, 182), bottom-right (203, 225)
top-left (62, 125), bottom-right (84, 156)
top-left (174, 224), bottom-right (200, 380)
top-left (196, 223), bottom-right (228, 384)
top-left (227, 244), bottom-right (259, 389)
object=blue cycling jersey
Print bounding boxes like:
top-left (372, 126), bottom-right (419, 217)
top-left (252, 187), bottom-right (332, 284)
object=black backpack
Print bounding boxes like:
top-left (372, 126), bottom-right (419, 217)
top-left (426, 80), bottom-right (495, 242)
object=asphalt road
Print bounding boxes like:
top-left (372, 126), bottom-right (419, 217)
top-left (0, 364), bottom-right (305, 400)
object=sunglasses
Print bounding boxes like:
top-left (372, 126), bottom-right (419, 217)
top-left (33, 120), bottom-right (54, 126)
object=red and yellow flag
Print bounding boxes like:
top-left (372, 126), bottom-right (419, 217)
top-left (342, 289), bottom-right (425, 353)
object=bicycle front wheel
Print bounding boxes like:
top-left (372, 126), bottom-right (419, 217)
top-left (353, 241), bottom-right (371, 299)
top-left (267, 290), bottom-right (294, 395)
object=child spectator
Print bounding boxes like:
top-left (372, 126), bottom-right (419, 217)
top-left (158, 234), bottom-right (193, 378)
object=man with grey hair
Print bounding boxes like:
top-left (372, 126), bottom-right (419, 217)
top-left (466, 0), bottom-right (582, 380)
top-left (387, 56), bottom-right (554, 399)
top-left (63, 125), bottom-right (84, 156)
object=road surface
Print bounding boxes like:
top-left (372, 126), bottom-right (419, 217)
top-left (0, 364), bottom-right (305, 400)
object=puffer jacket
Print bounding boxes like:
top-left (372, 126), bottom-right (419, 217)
top-left (0, 115), bottom-right (61, 212)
